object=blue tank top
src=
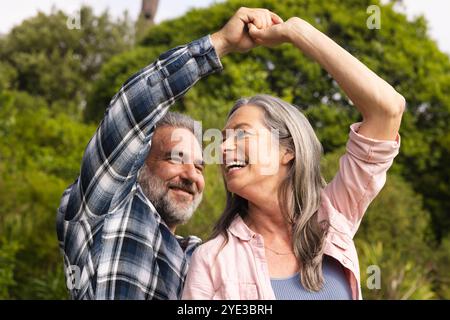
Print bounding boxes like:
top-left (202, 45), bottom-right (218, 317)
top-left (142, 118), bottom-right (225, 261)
top-left (270, 255), bottom-right (352, 300)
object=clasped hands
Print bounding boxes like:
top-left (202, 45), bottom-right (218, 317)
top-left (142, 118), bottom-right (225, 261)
top-left (211, 7), bottom-right (303, 57)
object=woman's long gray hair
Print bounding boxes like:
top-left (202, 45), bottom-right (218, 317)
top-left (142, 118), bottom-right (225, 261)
top-left (211, 94), bottom-right (329, 292)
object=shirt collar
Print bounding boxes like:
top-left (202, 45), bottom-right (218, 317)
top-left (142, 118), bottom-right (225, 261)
top-left (229, 215), bottom-right (257, 241)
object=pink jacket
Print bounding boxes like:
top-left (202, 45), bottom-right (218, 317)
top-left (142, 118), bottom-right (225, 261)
top-left (182, 122), bottom-right (400, 300)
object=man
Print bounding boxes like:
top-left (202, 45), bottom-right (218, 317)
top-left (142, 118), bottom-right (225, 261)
top-left (56, 7), bottom-right (283, 299)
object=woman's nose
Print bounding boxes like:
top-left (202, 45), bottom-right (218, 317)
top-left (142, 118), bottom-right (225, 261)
top-left (220, 136), bottom-right (237, 164)
top-left (220, 135), bottom-right (236, 154)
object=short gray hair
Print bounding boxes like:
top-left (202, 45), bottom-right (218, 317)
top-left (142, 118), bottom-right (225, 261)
top-left (155, 111), bottom-right (202, 145)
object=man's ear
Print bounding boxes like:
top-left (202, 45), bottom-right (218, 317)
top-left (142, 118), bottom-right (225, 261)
top-left (281, 149), bottom-right (294, 165)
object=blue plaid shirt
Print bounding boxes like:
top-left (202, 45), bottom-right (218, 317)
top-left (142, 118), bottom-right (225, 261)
top-left (56, 35), bottom-right (223, 300)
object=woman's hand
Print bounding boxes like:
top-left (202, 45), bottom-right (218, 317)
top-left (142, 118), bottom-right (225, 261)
top-left (248, 17), bottom-right (302, 47)
top-left (211, 7), bottom-right (283, 57)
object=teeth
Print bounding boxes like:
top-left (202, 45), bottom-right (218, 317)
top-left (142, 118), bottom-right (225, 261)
top-left (226, 161), bottom-right (246, 168)
top-left (225, 161), bottom-right (247, 173)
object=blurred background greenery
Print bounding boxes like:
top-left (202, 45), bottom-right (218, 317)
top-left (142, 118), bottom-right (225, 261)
top-left (0, 0), bottom-right (448, 299)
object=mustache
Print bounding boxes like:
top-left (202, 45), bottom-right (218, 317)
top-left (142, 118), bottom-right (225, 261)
top-left (167, 180), bottom-right (198, 195)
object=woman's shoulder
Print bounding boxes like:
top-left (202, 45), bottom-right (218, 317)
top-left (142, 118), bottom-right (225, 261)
top-left (192, 216), bottom-right (249, 264)
top-left (193, 233), bottom-right (229, 261)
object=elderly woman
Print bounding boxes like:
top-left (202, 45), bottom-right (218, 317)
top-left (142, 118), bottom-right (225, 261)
top-left (182, 14), bottom-right (404, 300)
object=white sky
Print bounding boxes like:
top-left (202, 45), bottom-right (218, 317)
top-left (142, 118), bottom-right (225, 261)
top-left (0, 0), bottom-right (449, 54)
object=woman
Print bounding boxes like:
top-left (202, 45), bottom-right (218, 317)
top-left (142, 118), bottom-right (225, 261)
top-left (182, 15), bottom-right (404, 300)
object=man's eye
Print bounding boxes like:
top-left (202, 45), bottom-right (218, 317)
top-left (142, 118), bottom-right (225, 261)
top-left (169, 157), bottom-right (183, 164)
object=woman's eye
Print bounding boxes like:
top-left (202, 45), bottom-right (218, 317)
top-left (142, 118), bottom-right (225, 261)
top-left (221, 129), bottom-right (252, 142)
top-left (235, 130), bottom-right (248, 139)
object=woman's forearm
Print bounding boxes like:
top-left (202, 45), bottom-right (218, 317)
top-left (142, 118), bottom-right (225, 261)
top-left (285, 18), bottom-right (405, 119)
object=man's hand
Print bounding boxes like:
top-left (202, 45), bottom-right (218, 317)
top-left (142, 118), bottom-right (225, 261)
top-left (211, 7), bottom-right (283, 57)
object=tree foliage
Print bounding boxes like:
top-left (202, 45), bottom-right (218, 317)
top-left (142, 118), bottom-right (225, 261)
top-left (0, 6), bottom-right (134, 116)
top-left (0, 90), bottom-right (95, 298)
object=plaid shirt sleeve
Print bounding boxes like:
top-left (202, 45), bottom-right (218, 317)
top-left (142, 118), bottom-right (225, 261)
top-left (61, 35), bottom-right (222, 221)
top-left (56, 35), bottom-right (222, 299)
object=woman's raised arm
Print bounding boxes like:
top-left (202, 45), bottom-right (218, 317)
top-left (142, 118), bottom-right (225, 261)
top-left (249, 17), bottom-right (405, 141)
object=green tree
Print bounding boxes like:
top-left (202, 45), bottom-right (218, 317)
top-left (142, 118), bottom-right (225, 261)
top-left (0, 239), bottom-right (20, 299)
top-left (0, 6), bottom-right (134, 116)
top-left (0, 62), bottom-right (17, 92)
top-left (0, 90), bottom-right (96, 298)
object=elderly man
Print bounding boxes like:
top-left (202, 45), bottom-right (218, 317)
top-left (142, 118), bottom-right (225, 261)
top-left (56, 7), bottom-right (282, 299)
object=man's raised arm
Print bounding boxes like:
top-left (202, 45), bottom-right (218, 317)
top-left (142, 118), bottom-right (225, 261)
top-left (65, 36), bottom-right (221, 222)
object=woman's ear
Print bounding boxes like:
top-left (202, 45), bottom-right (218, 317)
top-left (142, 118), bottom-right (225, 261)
top-left (281, 149), bottom-right (295, 165)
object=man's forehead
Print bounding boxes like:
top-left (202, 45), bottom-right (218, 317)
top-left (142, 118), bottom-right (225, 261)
top-left (154, 126), bottom-right (202, 153)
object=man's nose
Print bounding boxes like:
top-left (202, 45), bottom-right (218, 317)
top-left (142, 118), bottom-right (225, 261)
top-left (179, 163), bottom-right (202, 186)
